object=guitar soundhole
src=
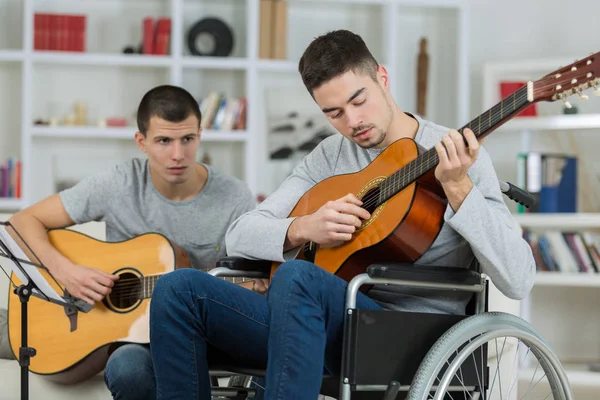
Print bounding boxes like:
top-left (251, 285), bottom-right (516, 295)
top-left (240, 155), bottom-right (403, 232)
top-left (107, 272), bottom-right (142, 310)
top-left (360, 186), bottom-right (380, 214)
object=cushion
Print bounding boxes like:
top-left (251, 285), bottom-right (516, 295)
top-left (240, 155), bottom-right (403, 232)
top-left (0, 308), bottom-right (15, 359)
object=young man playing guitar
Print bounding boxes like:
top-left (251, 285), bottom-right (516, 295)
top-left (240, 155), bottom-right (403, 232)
top-left (148, 30), bottom-right (536, 399)
top-left (7, 85), bottom-right (257, 399)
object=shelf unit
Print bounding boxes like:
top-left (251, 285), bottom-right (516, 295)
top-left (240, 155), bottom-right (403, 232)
top-left (30, 126), bottom-right (249, 142)
top-left (514, 213), bottom-right (600, 395)
top-left (481, 57), bottom-right (600, 217)
top-left (0, 0), bottom-right (470, 212)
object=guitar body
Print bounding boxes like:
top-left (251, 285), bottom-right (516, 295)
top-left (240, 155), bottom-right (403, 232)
top-left (7, 229), bottom-right (190, 384)
top-left (271, 137), bottom-right (448, 282)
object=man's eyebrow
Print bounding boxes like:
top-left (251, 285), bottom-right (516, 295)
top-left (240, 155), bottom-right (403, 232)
top-left (321, 87), bottom-right (366, 113)
top-left (154, 133), bottom-right (196, 140)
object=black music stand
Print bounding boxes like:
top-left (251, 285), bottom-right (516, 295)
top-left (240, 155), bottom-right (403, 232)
top-left (0, 221), bottom-right (92, 400)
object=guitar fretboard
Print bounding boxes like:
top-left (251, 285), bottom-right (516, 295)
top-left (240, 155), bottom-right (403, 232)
top-left (138, 270), bottom-right (255, 299)
top-left (372, 85), bottom-right (530, 207)
top-left (141, 275), bottom-right (160, 299)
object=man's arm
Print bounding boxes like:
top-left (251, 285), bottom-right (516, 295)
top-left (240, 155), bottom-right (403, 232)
top-left (8, 193), bottom-right (78, 272)
top-left (8, 170), bottom-right (121, 304)
top-left (226, 138), bottom-right (341, 262)
top-left (225, 172), bottom-right (315, 262)
top-left (435, 130), bottom-right (536, 300)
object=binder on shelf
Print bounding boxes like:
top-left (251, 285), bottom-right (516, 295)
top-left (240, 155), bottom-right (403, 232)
top-left (516, 152), bottom-right (577, 214)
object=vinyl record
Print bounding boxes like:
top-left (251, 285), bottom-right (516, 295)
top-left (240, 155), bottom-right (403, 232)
top-left (187, 17), bottom-right (234, 57)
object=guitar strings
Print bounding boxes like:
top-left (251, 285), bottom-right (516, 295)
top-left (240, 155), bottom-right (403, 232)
top-left (357, 88), bottom-right (529, 212)
top-left (100, 274), bottom-right (255, 293)
top-left (106, 279), bottom-right (257, 302)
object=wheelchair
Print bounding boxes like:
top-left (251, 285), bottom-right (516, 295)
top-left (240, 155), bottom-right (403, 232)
top-left (205, 257), bottom-right (573, 400)
top-left (205, 182), bottom-right (573, 399)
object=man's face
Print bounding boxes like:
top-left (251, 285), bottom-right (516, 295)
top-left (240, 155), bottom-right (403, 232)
top-left (135, 115), bottom-right (201, 185)
top-left (312, 67), bottom-right (394, 149)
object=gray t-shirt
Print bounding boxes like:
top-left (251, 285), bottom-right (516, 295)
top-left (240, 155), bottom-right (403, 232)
top-left (225, 113), bottom-right (536, 314)
top-left (60, 158), bottom-right (256, 271)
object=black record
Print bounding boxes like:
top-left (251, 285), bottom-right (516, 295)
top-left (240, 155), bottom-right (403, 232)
top-left (187, 17), bottom-right (234, 57)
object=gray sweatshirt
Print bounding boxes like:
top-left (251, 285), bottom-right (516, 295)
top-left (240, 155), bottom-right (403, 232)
top-left (225, 113), bottom-right (536, 314)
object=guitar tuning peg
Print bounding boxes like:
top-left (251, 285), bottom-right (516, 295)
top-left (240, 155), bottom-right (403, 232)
top-left (593, 84), bottom-right (600, 96)
top-left (564, 100), bottom-right (573, 109)
top-left (575, 88), bottom-right (589, 101)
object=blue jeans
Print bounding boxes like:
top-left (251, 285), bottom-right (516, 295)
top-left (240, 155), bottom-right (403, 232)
top-left (104, 343), bottom-right (156, 399)
top-left (149, 260), bottom-right (384, 400)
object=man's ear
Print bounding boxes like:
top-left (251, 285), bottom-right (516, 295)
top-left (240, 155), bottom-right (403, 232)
top-left (134, 131), bottom-right (147, 153)
top-left (376, 65), bottom-right (390, 89)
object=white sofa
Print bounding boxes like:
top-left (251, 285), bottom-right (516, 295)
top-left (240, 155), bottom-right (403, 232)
top-left (0, 214), bottom-right (112, 400)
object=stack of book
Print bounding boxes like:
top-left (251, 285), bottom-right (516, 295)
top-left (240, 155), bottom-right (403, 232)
top-left (0, 158), bottom-right (21, 199)
top-left (198, 93), bottom-right (247, 131)
top-left (524, 229), bottom-right (600, 273)
top-left (33, 13), bottom-right (87, 52)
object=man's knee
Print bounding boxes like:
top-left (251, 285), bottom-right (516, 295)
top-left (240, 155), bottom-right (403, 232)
top-left (270, 260), bottom-right (322, 291)
top-left (104, 344), bottom-right (155, 399)
top-left (153, 268), bottom-right (199, 298)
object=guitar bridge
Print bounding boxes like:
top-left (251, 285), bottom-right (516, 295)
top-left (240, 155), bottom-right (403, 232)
top-left (303, 241), bottom-right (317, 262)
top-left (63, 290), bottom-right (79, 332)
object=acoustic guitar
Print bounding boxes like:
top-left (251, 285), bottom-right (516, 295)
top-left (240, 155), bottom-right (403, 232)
top-left (6, 228), bottom-right (249, 384)
top-left (271, 52), bottom-right (600, 282)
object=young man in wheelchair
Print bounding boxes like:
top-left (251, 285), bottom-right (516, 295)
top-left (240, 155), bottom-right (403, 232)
top-left (148, 30), bottom-right (536, 399)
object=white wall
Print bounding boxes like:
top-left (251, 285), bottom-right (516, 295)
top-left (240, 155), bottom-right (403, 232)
top-left (468, 0), bottom-right (600, 116)
top-left (466, 0), bottom-right (600, 212)
top-left (2, 0), bottom-right (599, 206)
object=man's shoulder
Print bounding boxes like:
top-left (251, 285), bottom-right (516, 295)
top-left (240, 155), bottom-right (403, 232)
top-left (315, 133), bottom-right (345, 152)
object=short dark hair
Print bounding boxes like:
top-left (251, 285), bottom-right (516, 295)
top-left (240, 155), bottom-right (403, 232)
top-left (136, 85), bottom-right (202, 135)
top-left (298, 30), bottom-right (379, 95)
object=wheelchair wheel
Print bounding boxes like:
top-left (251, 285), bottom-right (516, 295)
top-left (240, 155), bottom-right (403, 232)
top-left (407, 312), bottom-right (573, 400)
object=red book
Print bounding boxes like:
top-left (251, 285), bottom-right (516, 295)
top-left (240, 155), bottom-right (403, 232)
top-left (34, 13), bottom-right (42, 50)
top-left (49, 14), bottom-right (58, 51)
top-left (143, 17), bottom-right (155, 55)
top-left (15, 161), bottom-right (21, 199)
top-left (153, 17), bottom-right (171, 55)
top-left (66, 15), bottom-right (74, 51)
top-left (77, 15), bottom-right (86, 52)
top-left (42, 14), bottom-right (51, 50)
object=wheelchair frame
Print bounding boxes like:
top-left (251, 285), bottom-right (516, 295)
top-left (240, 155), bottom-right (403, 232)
top-left (207, 258), bottom-right (572, 400)
top-left (203, 182), bottom-right (572, 399)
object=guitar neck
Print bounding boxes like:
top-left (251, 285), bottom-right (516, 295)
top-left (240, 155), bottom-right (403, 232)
top-left (139, 271), bottom-right (255, 299)
top-left (377, 84), bottom-right (532, 205)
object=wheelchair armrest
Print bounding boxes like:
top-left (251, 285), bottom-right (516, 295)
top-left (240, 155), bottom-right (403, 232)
top-left (215, 256), bottom-right (272, 274)
top-left (366, 263), bottom-right (482, 286)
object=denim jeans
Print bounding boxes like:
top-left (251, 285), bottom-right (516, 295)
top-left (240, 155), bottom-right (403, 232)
top-left (149, 259), bottom-right (384, 400)
top-left (104, 343), bottom-right (156, 400)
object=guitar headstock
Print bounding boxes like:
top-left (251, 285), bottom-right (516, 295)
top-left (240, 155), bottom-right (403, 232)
top-left (532, 51), bottom-right (600, 108)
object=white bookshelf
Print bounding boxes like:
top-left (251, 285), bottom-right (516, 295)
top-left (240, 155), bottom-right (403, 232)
top-left (513, 213), bottom-right (600, 230)
top-left (514, 213), bottom-right (600, 394)
top-left (488, 58), bottom-right (600, 398)
top-left (30, 126), bottom-right (248, 142)
top-left (496, 114), bottom-right (600, 132)
top-left (0, 0), bottom-right (470, 211)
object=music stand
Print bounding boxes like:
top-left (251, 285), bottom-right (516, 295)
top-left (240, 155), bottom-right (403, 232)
top-left (0, 221), bottom-right (92, 400)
